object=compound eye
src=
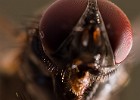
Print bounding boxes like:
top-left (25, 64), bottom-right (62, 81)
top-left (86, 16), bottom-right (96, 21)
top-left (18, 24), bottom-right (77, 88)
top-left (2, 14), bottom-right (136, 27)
top-left (39, 0), bottom-right (132, 64)
top-left (39, 0), bottom-right (87, 54)
top-left (98, 0), bottom-right (132, 64)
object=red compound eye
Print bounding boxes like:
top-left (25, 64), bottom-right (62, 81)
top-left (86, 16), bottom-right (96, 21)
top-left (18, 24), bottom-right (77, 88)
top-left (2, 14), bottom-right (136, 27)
top-left (39, 0), bottom-right (132, 64)
top-left (39, 0), bottom-right (87, 53)
top-left (97, 0), bottom-right (132, 63)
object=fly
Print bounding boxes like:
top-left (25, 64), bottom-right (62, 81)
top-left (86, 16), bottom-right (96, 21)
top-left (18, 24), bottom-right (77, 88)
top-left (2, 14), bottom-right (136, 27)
top-left (0, 0), bottom-right (133, 100)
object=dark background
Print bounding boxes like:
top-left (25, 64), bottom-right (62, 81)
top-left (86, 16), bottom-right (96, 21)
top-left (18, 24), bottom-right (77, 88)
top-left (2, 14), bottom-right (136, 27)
top-left (0, 0), bottom-right (139, 100)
